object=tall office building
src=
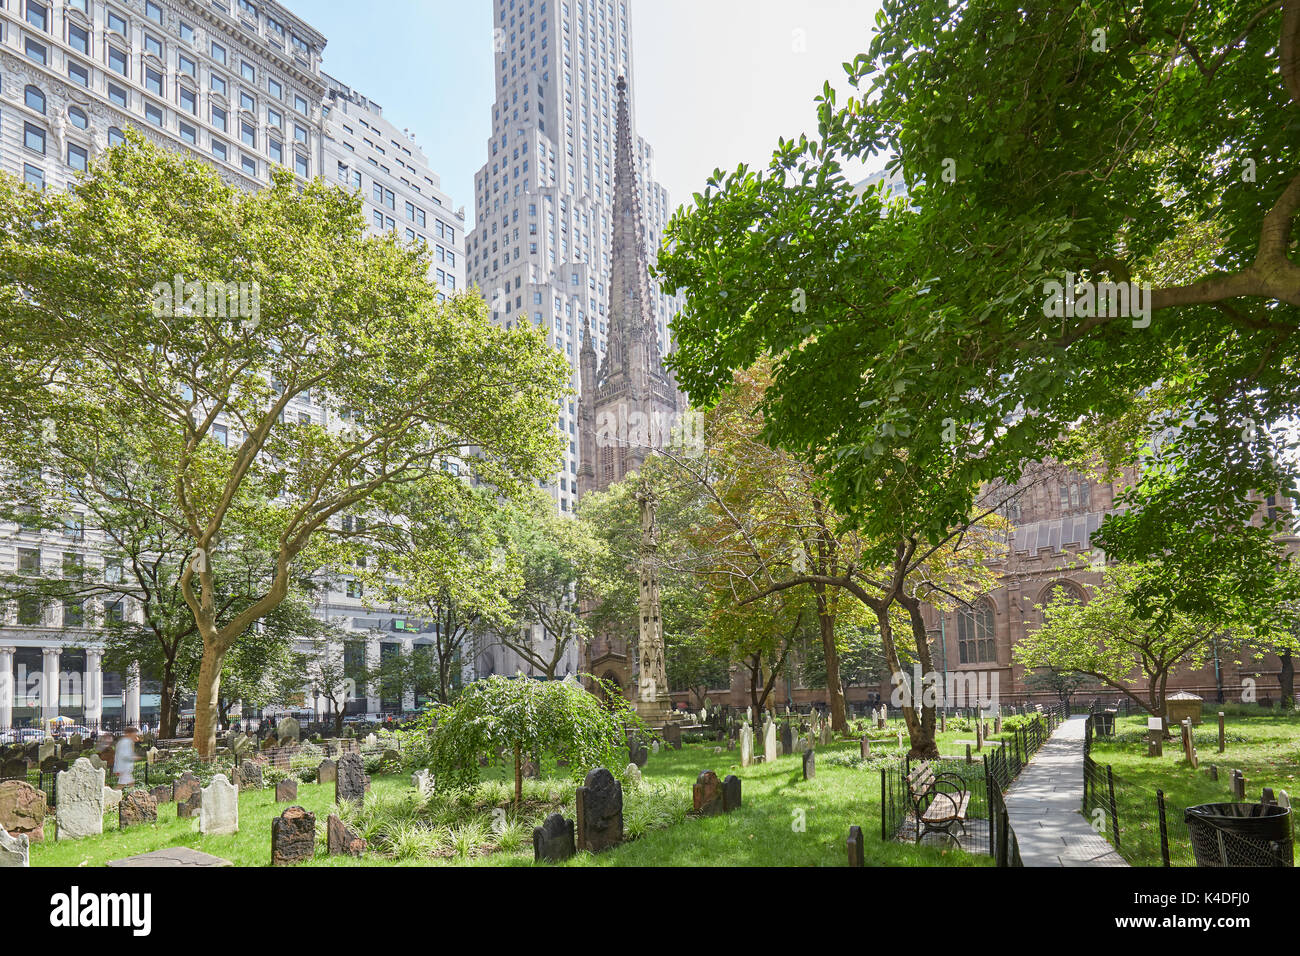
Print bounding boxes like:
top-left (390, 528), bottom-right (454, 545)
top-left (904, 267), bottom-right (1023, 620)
top-left (465, 0), bottom-right (680, 519)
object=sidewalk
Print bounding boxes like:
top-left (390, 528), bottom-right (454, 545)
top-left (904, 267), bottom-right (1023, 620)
top-left (1003, 715), bottom-right (1128, 866)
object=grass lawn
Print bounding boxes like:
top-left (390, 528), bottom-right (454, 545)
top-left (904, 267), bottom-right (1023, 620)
top-left (1086, 707), bottom-right (1300, 866)
top-left (30, 719), bottom-right (1001, 867)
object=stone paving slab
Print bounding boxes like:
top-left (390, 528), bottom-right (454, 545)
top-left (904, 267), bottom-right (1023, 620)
top-left (106, 847), bottom-right (232, 867)
top-left (1004, 715), bottom-right (1128, 867)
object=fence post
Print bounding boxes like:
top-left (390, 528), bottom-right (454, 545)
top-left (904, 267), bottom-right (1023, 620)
top-left (984, 755), bottom-right (995, 857)
top-left (997, 808), bottom-right (1009, 867)
top-left (1156, 788), bottom-right (1170, 867)
top-left (880, 766), bottom-right (888, 842)
top-left (1107, 764), bottom-right (1121, 850)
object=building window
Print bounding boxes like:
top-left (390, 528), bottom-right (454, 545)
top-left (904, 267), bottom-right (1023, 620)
top-left (145, 101), bottom-right (163, 126)
top-left (107, 127), bottom-right (124, 147)
top-left (179, 121), bottom-right (197, 144)
top-left (180, 86), bottom-right (197, 114)
top-left (957, 600), bottom-right (995, 664)
top-left (211, 105), bottom-right (227, 131)
top-left (108, 45), bottom-right (128, 76)
top-left (146, 0), bottom-right (163, 24)
top-left (241, 153), bottom-right (257, 176)
top-left (24, 122), bottom-right (45, 155)
top-left (26, 1), bottom-right (48, 31)
top-left (25, 37), bottom-right (47, 65)
top-left (1039, 581), bottom-right (1083, 625)
top-left (145, 66), bottom-right (164, 95)
top-left (107, 84), bottom-right (128, 107)
top-left (179, 53), bottom-right (196, 78)
top-left (24, 85), bottom-right (45, 113)
top-left (68, 22), bottom-right (89, 53)
top-left (68, 143), bottom-right (88, 171)
top-left (106, 9), bottom-right (126, 34)
top-left (294, 153), bottom-right (308, 177)
top-left (212, 140), bottom-right (227, 161)
top-left (68, 106), bottom-right (88, 129)
top-left (145, 33), bottom-right (163, 59)
top-left (210, 40), bottom-right (226, 64)
top-left (268, 138), bottom-right (282, 163)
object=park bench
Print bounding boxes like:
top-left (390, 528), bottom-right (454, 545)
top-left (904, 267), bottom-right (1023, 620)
top-left (906, 761), bottom-right (970, 847)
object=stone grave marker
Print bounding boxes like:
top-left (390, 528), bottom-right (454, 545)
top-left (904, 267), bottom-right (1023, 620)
top-left (860, 735), bottom-right (871, 760)
top-left (802, 748), bottom-right (815, 780)
top-left (271, 806), bottom-right (315, 865)
top-left (1180, 718), bottom-right (1198, 768)
top-left (533, 812), bottom-right (575, 862)
top-left (763, 719), bottom-right (778, 763)
top-left (199, 774), bottom-right (238, 835)
top-left (327, 814), bottom-right (366, 856)
top-left (0, 779), bottom-right (46, 842)
top-left (336, 753), bottom-right (366, 805)
top-left (722, 774), bottom-right (741, 812)
top-left (277, 717), bottom-right (301, 742)
top-left (236, 761), bottom-right (263, 791)
top-left (625, 762), bottom-right (642, 788)
top-left (780, 722), bottom-right (794, 756)
top-left (575, 768), bottom-right (622, 852)
top-left (149, 784), bottom-right (173, 804)
top-left (275, 779), bottom-right (298, 802)
top-left (664, 723), bottom-right (682, 750)
top-left (0, 824), bottom-right (29, 867)
top-left (692, 770), bottom-right (723, 816)
top-left (411, 769), bottom-right (433, 795)
top-left (119, 790), bottom-right (157, 828)
top-left (1218, 712), bottom-right (1226, 753)
top-left (1231, 770), bottom-right (1245, 801)
top-left (847, 825), bottom-right (864, 867)
top-left (56, 758), bottom-right (105, 840)
top-left (739, 723), bottom-right (754, 767)
top-left (318, 759), bottom-right (338, 785)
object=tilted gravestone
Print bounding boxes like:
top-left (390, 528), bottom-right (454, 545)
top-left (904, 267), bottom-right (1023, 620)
top-left (271, 806), bottom-right (315, 865)
top-left (860, 736), bottom-right (871, 760)
top-left (277, 717), bottom-right (301, 742)
top-left (199, 774), bottom-right (238, 835)
top-left (0, 824), bottom-right (28, 867)
top-left (0, 779), bottom-right (46, 842)
top-left (275, 779), bottom-right (298, 803)
top-left (533, 812), bottom-right (575, 862)
top-left (326, 813), bottom-right (366, 856)
top-left (847, 825), bottom-right (865, 867)
top-left (575, 768), bottom-right (623, 852)
top-left (722, 774), bottom-right (742, 813)
top-left (56, 758), bottom-right (105, 840)
top-left (236, 761), bottom-right (263, 791)
top-left (663, 723), bottom-right (682, 750)
top-left (628, 739), bottom-right (648, 767)
top-left (802, 748), bottom-right (815, 781)
top-left (317, 759), bottom-right (338, 785)
top-left (625, 763), bottom-right (642, 788)
top-left (780, 723), bottom-right (794, 756)
top-left (173, 772), bottom-right (201, 806)
top-left (149, 784), bottom-right (173, 804)
top-left (336, 753), bottom-right (366, 805)
top-left (119, 790), bottom-right (158, 828)
top-left (693, 770), bottom-right (724, 816)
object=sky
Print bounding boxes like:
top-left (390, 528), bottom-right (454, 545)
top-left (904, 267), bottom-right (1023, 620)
top-left (289, 0), bottom-right (885, 229)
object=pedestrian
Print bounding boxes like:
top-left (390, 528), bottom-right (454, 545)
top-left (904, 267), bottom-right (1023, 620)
top-left (114, 726), bottom-right (140, 788)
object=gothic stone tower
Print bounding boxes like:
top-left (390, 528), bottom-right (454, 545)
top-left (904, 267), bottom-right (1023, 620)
top-left (578, 76), bottom-right (678, 722)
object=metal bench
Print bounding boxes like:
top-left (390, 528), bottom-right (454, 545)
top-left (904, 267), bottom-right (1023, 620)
top-left (906, 760), bottom-right (970, 847)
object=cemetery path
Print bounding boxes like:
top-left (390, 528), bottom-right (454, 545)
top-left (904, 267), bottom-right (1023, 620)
top-left (1003, 716), bottom-right (1129, 867)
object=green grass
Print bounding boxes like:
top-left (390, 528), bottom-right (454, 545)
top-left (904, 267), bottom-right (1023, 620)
top-left (30, 719), bottom-right (1000, 867)
top-left (1086, 708), bottom-right (1300, 866)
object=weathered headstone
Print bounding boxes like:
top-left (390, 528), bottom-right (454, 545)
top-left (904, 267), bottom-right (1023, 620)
top-left (173, 771), bottom-right (201, 805)
top-left (780, 722), bottom-right (794, 756)
top-left (317, 759), bottom-right (337, 785)
top-left (149, 784), bottom-right (173, 804)
top-left (336, 753), bottom-right (366, 805)
top-left (859, 735), bottom-right (871, 760)
top-left (575, 768), bottom-right (623, 852)
top-left (1231, 769), bottom-right (1246, 801)
top-left (693, 770), bottom-right (724, 816)
top-left (119, 790), bottom-right (158, 828)
top-left (1180, 718), bottom-right (1198, 768)
top-left (739, 723), bottom-right (754, 767)
top-left (802, 748), bottom-right (815, 780)
top-left (0, 779), bottom-right (46, 842)
top-left (820, 723), bottom-right (832, 747)
top-left (271, 805), bottom-right (315, 865)
top-left (763, 719), bottom-right (778, 763)
top-left (625, 762), bottom-right (642, 788)
top-left (275, 779), bottom-right (298, 803)
top-left (236, 761), bottom-right (263, 791)
top-left (199, 774), bottom-right (238, 835)
top-left (411, 769), bottom-right (433, 795)
top-left (664, 723), bottom-right (682, 750)
top-left (326, 813), bottom-right (366, 856)
top-left (722, 774), bottom-right (742, 812)
top-left (1218, 712), bottom-right (1226, 753)
top-left (55, 758), bottom-right (105, 840)
top-left (102, 786), bottom-right (122, 811)
top-left (0, 824), bottom-right (28, 867)
top-left (277, 717), bottom-right (301, 742)
top-left (847, 824), bottom-right (864, 867)
top-left (532, 812), bottom-right (575, 862)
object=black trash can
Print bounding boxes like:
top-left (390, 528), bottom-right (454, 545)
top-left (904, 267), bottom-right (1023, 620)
top-left (1184, 803), bottom-right (1294, 867)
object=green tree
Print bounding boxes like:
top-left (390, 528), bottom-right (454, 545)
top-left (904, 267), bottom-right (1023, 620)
top-left (0, 134), bottom-right (567, 756)
top-left (424, 674), bottom-right (646, 805)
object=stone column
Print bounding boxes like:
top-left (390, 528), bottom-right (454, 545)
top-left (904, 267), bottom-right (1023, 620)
top-left (124, 660), bottom-right (141, 727)
top-left (41, 647), bottom-right (61, 724)
top-left (83, 647), bottom-right (104, 727)
top-left (401, 638), bottom-right (415, 712)
top-left (0, 646), bottom-right (15, 729)
top-left (365, 637), bottom-right (380, 716)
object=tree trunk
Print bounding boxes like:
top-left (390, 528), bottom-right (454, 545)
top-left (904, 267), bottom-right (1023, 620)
top-left (513, 742), bottom-right (523, 806)
top-left (815, 589), bottom-right (848, 734)
top-left (333, 702), bottom-right (345, 736)
top-left (192, 647), bottom-right (225, 759)
top-left (158, 667), bottom-right (178, 739)
top-left (1281, 650), bottom-right (1294, 708)
top-left (877, 601), bottom-right (938, 759)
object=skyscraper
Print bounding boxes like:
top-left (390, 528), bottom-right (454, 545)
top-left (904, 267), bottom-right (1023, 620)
top-left (465, 0), bottom-right (680, 519)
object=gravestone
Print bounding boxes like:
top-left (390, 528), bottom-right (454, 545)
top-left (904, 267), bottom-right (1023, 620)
top-left (1, 758), bottom-right (26, 780)
top-left (820, 724), bottom-right (832, 747)
top-left (326, 814), bottom-right (366, 856)
top-left (521, 757), bottom-right (540, 778)
top-left (336, 753), bottom-right (366, 805)
top-left (106, 847), bottom-right (230, 867)
top-left (1218, 712), bottom-right (1226, 753)
top-left (0, 824), bottom-right (29, 867)
top-left (275, 779), bottom-right (298, 802)
top-left (847, 824), bottom-right (864, 867)
top-left (199, 774), bottom-right (238, 835)
top-left (1262, 787), bottom-right (1276, 806)
top-left (271, 806), bottom-right (315, 865)
top-left (118, 790), bottom-right (157, 828)
top-left (763, 719), bottom-right (777, 763)
top-left (664, 723), bottom-right (682, 750)
top-left (994, 715), bottom-right (1001, 734)
top-left (939, 711), bottom-right (946, 733)
top-left (802, 748), bottom-right (815, 780)
top-left (860, 736), bottom-right (871, 759)
top-left (1278, 790), bottom-right (1291, 810)
top-left (780, 723), bottom-right (794, 756)
top-left (317, 759), bottom-right (337, 785)
top-left (625, 762), bottom-right (642, 787)
top-left (692, 770), bottom-right (723, 816)
top-left (236, 761), bottom-right (263, 791)
top-left (0, 780), bottom-right (46, 842)
top-left (739, 723), bottom-right (754, 767)
top-left (277, 717), bottom-right (301, 742)
top-left (38, 740), bottom-right (55, 765)
top-left (533, 812), bottom-right (575, 862)
top-left (149, 784), bottom-right (173, 804)
top-left (411, 769), bottom-right (433, 795)
top-left (575, 768), bottom-right (623, 852)
top-left (1180, 718), bottom-right (1198, 768)
top-left (722, 774), bottom-right (742, 812)
top-left (56, 758), bottom-right (105, 840)
top-left (1231, 770), bottom-right (1246, 801)
top-left (1208, 765), bottom-right (1218, 782)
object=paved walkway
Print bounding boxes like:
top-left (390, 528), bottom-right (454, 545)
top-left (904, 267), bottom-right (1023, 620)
top-left (1003, 715), bottom-right (1128, 867)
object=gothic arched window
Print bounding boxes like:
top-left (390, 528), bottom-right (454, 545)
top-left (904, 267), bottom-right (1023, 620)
top-left (1038, 580), bottom-right (1084, 624)
top-left (957, 600), bottom-right (996, 664)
